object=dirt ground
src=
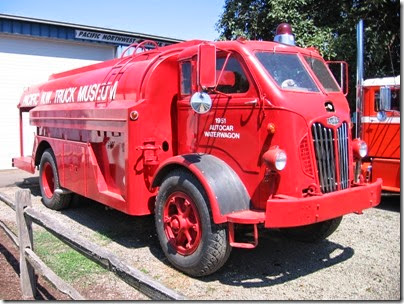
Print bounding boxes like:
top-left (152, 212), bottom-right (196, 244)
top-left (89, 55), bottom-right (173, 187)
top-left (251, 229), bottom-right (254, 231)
top-left (0, 170), bottom-right (401, 300)
top-left (0, 171), bottom-right (148, 301)
top-left (0, 228), bottom-right (70, 300)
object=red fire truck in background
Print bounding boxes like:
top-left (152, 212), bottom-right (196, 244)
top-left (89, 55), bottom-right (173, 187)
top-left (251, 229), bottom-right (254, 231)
top-left (360, 76), bottom-right (400, 192)
top-left (354, 20), bottom-right (400, 193)
top-left (12, 24), bottom-right (381, 276)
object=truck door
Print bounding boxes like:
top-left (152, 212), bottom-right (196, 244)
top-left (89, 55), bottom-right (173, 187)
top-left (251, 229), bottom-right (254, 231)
top-left (177, 52), bottom-right (263, 199)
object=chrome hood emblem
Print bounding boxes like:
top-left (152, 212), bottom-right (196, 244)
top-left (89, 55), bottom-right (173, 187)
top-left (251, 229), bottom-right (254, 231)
top-left (327, 116), bottom-right (340, 126)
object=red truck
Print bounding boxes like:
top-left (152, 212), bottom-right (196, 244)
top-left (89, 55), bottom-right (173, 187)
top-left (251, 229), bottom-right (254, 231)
top-left (13, 24), bottom-right (381, 276)
top-left (354, 20), bottom-right (400, 193)
top-left (360, 76), bottom-right (400, 192)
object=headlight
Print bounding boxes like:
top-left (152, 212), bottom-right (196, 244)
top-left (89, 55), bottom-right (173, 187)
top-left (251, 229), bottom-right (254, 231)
top-left (352, 139), bottom-right (368, 160)
top-left (275, 150), bottom-right (287, 171)
top-left (263, 147), bottom-right (287, 171)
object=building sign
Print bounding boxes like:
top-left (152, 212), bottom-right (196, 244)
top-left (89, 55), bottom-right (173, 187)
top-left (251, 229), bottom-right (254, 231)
top-left (75, 30), bottom-right (138, 45)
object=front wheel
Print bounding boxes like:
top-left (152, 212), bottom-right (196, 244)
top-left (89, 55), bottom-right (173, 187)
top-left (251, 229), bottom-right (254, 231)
top-left (280, 216), bottom-right (343, 243)
top-left (155, 169), bottom-right (231, 277)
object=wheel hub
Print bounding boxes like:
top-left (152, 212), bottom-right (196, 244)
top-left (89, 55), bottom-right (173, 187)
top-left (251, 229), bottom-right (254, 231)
top-left (170, 216), bottom-right (181, 232)
top-left (163, 192), bottom-right (202, 255)
top-left (42, 162), bottom-right (55, 198)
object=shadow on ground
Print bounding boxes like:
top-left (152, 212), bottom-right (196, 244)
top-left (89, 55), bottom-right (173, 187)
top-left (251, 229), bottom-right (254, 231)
top-left (15, 177), bottom-right (41, 197)
top-left (14, 178), bottom-right (358, 288)
top-left (375, 194), bottom-right (400, 213)
top-left (207, 230), bottom-right (354, 288)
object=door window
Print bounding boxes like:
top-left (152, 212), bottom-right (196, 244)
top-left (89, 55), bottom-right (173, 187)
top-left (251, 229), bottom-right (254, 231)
top-left (216, 55), bottom-right (250, 94)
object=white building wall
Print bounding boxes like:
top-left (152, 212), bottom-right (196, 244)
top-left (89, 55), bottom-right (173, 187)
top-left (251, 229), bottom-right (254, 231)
top-left (0, 34), bottom-right (115, 169)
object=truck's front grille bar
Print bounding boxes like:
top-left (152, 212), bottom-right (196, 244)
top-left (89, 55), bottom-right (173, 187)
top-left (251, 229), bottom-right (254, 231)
top-left (337, 123), bottom-right (349, 190)
top-left (312, 122), bottom-right (350, 193)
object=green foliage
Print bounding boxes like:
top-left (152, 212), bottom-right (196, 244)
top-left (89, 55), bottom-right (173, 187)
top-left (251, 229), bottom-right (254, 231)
top-left (34, 230), bottom-right (106, 283)
top-left (216, 0), bottom-right (400, 109)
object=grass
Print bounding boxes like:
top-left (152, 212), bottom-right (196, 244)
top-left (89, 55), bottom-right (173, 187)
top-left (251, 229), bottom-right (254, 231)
top-left (93, 231), bottom-right (113, 245)
top-left (34, 230), bottom-right (107, 283)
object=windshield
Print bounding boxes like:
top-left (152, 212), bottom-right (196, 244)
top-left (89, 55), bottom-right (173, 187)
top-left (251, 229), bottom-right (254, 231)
top-left (255, 52), bottom-right (319, 92)
top-left (304, 56), bottom-right (340, 92)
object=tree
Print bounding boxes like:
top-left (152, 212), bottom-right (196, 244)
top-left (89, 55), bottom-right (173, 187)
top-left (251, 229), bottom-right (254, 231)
top-left (216, 0), bottom-right (400, 109)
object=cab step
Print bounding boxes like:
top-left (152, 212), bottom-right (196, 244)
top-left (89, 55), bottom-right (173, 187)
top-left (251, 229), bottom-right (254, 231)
top-left (226, 210), bottom-right (265, 249)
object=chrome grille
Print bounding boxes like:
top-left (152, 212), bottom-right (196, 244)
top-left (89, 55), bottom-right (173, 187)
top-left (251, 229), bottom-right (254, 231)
top-left (312, 122), bottom-right (350, 193)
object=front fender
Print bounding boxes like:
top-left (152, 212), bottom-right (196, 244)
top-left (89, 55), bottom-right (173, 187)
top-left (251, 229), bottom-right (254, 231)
top-left (152, 154), bottom-right (250, 224)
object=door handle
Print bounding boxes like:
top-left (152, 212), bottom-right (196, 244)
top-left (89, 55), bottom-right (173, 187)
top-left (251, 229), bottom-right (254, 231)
top-left (244, 99), bottom-right (258, 105)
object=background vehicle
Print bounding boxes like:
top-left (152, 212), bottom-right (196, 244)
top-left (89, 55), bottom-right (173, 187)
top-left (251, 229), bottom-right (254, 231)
top-left (353, 20), bottom-right (400, 193)
top-left (360, 76), bottom-right (400, 192)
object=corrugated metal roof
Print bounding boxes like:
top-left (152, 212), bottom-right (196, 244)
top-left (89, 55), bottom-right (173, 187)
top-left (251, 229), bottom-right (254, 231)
top-left (0, 14), bottom-right (183, 47)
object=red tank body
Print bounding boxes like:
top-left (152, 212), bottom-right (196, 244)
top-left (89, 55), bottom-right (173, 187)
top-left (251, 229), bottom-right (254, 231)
top-left (13, 35), bottom-right (381, 276)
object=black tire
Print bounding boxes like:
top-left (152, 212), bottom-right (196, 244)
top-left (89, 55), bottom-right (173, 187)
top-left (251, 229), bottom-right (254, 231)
top-left (155, 169), bottom-right (231, 277)
top-left (39, 149), bottom-right (72, 210)
top-left (280, 216), bottom-right (343, 243)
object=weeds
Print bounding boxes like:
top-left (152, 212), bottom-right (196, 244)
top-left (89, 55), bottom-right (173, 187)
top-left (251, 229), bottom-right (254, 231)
top-left (34, 230), bottom-right (106, 283)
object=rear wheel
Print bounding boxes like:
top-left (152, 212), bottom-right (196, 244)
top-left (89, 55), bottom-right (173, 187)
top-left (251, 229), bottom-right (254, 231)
top-left (155, 169), bottom-right (231, 277)
top-left (281, 217), bottom-right (343, 243)
top-left (39, 149), bottom-right (72, 210)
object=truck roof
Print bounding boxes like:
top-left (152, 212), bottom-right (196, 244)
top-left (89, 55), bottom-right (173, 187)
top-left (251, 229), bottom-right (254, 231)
top-left (49, 39), bottom-right (318, 81)
top-left (363, 75), bottom-right (400, 87)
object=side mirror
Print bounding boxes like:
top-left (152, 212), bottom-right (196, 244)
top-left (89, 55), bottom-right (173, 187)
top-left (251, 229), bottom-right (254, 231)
top-left (197, 44), bottom-right (216, 89)
top-left (378, 86), bottom-right (392, 111)
top-left (327, 61), bottom-right (349, 96)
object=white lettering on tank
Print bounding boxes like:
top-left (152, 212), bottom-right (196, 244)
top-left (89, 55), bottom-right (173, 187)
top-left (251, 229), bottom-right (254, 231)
top-left (77, 85), bottom-right (88, 102)
top-left (22, 93), bottom-right (39, 106)
top-left (109, 81), bottom-right (118, 100)
top-left (30, 81), bottom-right (119, 105)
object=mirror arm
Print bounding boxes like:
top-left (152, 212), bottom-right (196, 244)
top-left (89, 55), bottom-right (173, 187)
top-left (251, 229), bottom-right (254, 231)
top-left (208, 88), bottom-right (232, 98)
top-left (214, 52), bottom-right (232, 91)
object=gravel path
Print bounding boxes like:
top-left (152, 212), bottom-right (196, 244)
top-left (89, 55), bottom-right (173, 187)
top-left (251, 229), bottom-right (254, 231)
top-left (0, 172), bottom-right (400, 300)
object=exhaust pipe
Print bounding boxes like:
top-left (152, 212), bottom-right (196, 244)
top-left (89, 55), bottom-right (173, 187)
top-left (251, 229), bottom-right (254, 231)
top-left (354, 19), bottom-right (364, 182)
top-left (355, 19), bottom-right (364, 139)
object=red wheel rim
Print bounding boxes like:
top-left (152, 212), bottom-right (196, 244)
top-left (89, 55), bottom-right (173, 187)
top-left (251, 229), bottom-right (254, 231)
top-left (163, 192), bottom-right (202, 255)
top-left (42, 162), bottom-right (55, 198)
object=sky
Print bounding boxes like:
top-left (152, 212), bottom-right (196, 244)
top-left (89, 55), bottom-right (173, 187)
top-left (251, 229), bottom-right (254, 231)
top-left (0, 0), bottom-right (226, 41)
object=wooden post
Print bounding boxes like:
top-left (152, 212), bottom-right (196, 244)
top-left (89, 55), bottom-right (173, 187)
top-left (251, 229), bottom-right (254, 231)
top-left (16, 189), bottom-right (36, 299)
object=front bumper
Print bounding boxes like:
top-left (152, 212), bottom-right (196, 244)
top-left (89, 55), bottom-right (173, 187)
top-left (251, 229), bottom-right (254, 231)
top-left (264, 178), bottom-right (382, 228)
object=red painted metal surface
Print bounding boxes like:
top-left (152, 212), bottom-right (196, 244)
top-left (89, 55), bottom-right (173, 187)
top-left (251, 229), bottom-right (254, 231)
top-left (13, 38), bottom-right (382, 246)
top-left (265, 178), bottom-right (382, 228)
top-left (228, 222), bottom-right (259, 249)
top-left (12, 156), bottom-right (35, 173)
top-left (366, 158), bottom-right (400, 192)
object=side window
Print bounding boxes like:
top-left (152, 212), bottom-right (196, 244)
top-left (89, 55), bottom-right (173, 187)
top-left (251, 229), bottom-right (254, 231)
top-left (374, 90), bottom-right (380, 112)
top-left (391, 89), bottom-right (400, 111)
top-left (374, 88), bottom-right (400, 112)
top-left (180, 61), bottom-right (192, 96)
top-left (216, 55), bottom-right (250, 94)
